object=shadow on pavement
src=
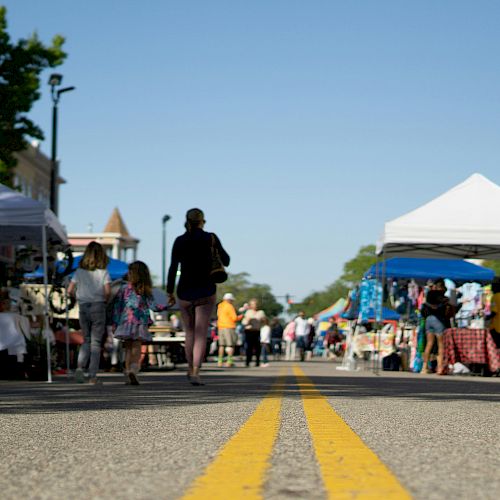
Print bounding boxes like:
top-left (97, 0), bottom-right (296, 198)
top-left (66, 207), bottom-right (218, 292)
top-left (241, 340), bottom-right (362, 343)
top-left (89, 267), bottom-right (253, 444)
top-left (0, 367), bottom-right (498, 414)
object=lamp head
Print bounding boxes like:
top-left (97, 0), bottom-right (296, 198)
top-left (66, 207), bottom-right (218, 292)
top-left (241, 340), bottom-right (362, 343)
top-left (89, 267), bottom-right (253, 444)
top-left (162, 215), bottom-right (171, 224)
top-left (48, 73), bottom-right (63, 86)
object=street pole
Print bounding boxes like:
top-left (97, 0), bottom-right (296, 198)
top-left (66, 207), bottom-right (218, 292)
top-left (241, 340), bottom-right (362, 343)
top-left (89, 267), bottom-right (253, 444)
top-left (48, 73), bottom-right (75, 215)
top-left (162, 215), bottom-right (171, 290)
top-left (50, 99), bottom-right (58, 214)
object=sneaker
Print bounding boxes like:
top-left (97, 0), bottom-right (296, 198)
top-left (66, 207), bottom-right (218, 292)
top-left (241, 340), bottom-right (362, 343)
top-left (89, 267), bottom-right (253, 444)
top-left (261, 363), bottom-right (270, 368)
top-left (88, 378), bottom-right (102, 386)
top-left (128, 373), bottom-right (140, 385)
top-left (217, 361), bottom-right (223, 368)
top-left (75, 368), bottom-right (85, 384)
top-left (224, 362), bottom-right (234, 368)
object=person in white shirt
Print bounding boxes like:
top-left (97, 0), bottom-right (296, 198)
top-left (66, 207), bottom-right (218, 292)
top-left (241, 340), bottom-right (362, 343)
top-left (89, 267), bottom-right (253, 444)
top-left (68, 242), bottom-right (111, 385)
top-left (294, 311), bottom-right (309, 362)
top-left (260, 318), bottom-right (272, 367)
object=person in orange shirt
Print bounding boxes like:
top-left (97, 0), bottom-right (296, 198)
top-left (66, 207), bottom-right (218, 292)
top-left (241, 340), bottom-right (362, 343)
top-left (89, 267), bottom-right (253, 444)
top-left (217, 293), bottom-right (240, 367)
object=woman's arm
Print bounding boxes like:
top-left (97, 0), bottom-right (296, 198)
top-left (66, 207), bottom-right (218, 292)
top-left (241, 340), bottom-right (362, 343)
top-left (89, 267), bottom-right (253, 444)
top-left (167, 239), bottom-right (181, 304)
top-left (67, 280), bottom-right (76, 297)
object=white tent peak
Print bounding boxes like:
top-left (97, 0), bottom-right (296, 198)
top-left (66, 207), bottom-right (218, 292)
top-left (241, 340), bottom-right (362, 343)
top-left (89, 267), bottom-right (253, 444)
top-left (377, 173), bottom-right (500, 259)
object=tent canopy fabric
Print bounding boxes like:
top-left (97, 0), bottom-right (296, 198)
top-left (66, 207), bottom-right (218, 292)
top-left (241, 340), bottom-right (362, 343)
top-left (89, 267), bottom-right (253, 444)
top-left (0, 184), bottom-right (67, 245)
top-left (364, 258), bottom-right (494, 284)
top-left (377, 174), bottom-right (500, 259)
top-left (25, 255), bottom-right (129, 281)
top-left (317, 298), bottom-right (347, 322)
top-left (341, 306), bottom-right (400, 321)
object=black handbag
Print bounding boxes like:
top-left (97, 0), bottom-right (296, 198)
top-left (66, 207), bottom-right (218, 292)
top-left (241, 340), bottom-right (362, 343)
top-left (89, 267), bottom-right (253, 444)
top-left (210, 233), bottom-right (228, 283)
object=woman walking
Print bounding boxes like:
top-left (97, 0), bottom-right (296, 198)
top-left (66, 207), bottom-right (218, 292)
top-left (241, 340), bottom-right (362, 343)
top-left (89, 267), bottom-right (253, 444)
top-left (67, 242), bottom-right (111, 385)
top-left (112, 261), bottom-right (166, 385)
top-left (167, 208), bottom-right (230, 385)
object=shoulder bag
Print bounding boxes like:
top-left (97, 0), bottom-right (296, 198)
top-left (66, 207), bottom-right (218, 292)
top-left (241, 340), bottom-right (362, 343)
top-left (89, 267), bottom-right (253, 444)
top-left (209, 233), bottom-right (228, 283)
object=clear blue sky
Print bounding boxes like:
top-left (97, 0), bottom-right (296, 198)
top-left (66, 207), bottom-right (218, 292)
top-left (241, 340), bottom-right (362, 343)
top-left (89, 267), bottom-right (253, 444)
top-left (4, 1), bottom-right (500, 300)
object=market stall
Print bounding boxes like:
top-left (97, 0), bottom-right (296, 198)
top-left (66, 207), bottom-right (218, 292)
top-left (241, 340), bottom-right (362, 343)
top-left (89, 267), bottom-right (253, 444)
top-left (376, 173), bottom-right (500, 374)
top-left (0, 183), bottom-right (68, 382)
top-left (365, 258), bottom-right (494, 284)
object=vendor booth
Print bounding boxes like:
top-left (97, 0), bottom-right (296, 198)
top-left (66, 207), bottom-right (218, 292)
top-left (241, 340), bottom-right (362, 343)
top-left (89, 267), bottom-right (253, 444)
top-left (376, 173), bottom-right (500, 375)
top-left (365, 258), bottom-right (494, 285)
top-left (0, 183), bottom-right (68, 382)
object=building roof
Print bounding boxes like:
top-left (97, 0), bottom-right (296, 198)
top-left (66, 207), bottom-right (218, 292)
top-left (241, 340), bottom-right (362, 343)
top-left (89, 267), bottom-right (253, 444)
top-left (103, 207), bottom-right (130, 236)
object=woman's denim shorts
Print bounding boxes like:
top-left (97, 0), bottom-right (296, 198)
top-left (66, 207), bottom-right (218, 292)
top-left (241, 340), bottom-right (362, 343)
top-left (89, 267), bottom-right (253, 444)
top-left (425, 315), bottom-right (445, 336)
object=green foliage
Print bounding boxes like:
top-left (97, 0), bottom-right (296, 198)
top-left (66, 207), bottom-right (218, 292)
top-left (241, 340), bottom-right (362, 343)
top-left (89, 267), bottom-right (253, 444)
top-left (217, 272), bottom-right (284, 318)
top-left (289, 280), bottom-right (349, 317)
top-left (290, 244), bottom-right (377, 317)
top-left (481, 260), bottom-right (500, 278)
top-left (339, 244), bottom-right (377, 286)
top-left (0, 6), bottom-right (66, 186)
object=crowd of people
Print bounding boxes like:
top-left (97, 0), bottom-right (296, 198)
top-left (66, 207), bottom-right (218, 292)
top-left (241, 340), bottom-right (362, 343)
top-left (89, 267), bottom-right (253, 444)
top-left (67, 207), bottom-right (325, 388)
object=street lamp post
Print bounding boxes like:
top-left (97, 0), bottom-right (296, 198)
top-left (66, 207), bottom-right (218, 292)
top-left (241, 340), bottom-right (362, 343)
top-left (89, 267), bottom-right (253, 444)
top-left (162, 214), bottom-right (171, 290)
top-left (49, 73), bottom-right (75, 215)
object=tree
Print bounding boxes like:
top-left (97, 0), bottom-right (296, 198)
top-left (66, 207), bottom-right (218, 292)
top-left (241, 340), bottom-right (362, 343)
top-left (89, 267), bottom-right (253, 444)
top-left (339, 244), bottom-right (377, 286)
top-left (217, 272), bottom-right (284, 317)
top-left (0, 6), bottom-right (66, 186)
top-left (290, 244), bottom-right (377, 317)
top-left (481, 260), bottom-right (500, 278)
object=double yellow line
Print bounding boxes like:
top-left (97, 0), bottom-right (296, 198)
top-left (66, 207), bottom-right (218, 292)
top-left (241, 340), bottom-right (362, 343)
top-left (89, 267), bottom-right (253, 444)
top-left (182, 367), bottom-right (410, 499)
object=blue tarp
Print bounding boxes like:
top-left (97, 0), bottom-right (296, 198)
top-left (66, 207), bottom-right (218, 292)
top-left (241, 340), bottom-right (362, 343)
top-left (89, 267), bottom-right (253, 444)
top-left (25, 256), bottom-right (129, 281)
top-left (364, 258), bottom-right (494, 284)
top-left (341, 306), bottom-right (400, 321)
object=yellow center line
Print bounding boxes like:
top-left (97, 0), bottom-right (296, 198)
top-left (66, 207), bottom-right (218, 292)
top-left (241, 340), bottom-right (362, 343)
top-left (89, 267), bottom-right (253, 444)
top-left (182, 370), bottom-right (287, 500)
top-left (293, 366), bottom-right (411, 500)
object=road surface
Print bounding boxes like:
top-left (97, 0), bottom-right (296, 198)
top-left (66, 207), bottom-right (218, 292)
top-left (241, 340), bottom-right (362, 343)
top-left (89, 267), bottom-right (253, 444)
top-left (0, 360), bottom-right (499, 499)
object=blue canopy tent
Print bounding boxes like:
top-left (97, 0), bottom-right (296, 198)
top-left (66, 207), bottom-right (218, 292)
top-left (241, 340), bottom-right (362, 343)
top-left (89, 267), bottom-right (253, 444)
top-left (341, 306), bottom-right (400, 322)
top-left (25, 255), bottom-right (129, 281)
top-left (364, 258), bottom-right (494, 285)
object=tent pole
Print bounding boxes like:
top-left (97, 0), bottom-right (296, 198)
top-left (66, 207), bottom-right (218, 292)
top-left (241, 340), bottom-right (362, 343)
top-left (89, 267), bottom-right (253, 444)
top-left (42, 225), bottom-right (52, 383)
top-left (373, 254), bottom-right (380, 373)
top-left (376, 249), bottom-right (387, 374)
top-left (65, 281), bottom-right (70, 378)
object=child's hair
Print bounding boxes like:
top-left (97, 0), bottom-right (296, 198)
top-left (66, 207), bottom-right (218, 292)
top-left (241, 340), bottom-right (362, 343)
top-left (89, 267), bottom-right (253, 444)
top-left (80, 241), bottom-right (109, 270)
top-left (128, 261), bottom-right (153, 297)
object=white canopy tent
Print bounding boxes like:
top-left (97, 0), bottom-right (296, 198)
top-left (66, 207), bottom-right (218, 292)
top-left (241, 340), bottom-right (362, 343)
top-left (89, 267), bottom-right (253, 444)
top-left (0, 183), bottom-right (68, 382)
top-left (377, 173), bottom-right (500, 260)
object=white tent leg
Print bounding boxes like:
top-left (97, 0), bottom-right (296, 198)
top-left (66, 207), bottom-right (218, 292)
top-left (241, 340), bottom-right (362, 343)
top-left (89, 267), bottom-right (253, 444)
top-left (65, 284), bottom-right (70, 378)
top-left (42, 225), bottom-right (52, 383)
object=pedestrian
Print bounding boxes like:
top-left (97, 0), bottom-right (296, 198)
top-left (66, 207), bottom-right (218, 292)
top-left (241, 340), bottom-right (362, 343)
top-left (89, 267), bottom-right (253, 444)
top-left (167, 208), bottom-right (230, 386)
top-left (283, 320), bottom-right (296, 361)
top-left (488, 277), bottom-right (500, 348)
top-left (67, 241), bottom-right (111, 385)
top-left (260, 317), bottom-right (271, 367)
top-left (270, 317), bottom-right (284, 359)
top-left (421, 279), bottom-right (450, 374)
top-left (112, 261), bottom-right (167, 385)
top-left (305, 318), bottom-right (316, 360)
top-left (294, 311), bottom-right (309, 362)
top-left (242, 299), bottom-right (266, 367)
top-left (217, 292), bottom-right (240, 367)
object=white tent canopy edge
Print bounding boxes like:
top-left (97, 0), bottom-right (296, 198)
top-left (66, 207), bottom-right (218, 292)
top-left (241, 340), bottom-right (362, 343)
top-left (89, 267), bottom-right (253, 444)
top-left (377, 173), bottom-right (500, 260)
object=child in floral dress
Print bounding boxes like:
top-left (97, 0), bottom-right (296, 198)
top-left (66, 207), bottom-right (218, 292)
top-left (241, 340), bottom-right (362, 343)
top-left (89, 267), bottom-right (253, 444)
top-left (112, 261), bottom-right (167, 385)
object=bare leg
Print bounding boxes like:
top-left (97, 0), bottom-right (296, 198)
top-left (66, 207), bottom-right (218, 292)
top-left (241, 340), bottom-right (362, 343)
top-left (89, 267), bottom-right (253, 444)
top-left (129, 340), bottom-right (142, 374)
top-left (124, 340), bottom-right (132, 373)
top-left (178, 299), bottom-right (195, 376)
top-left (436, 335), bottom-right (444, 374)
top-left (422, 333), bottom-right (436, 373)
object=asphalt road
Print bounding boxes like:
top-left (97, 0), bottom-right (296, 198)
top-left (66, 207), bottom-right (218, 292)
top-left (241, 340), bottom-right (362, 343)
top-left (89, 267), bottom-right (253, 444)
top-left (0, 360), bottom-right (499, 499)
